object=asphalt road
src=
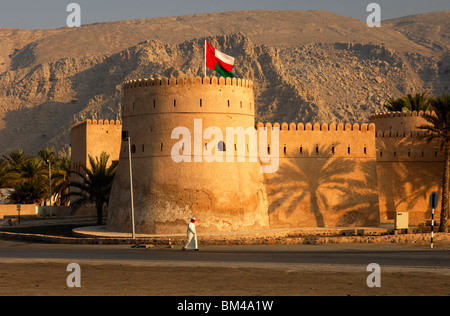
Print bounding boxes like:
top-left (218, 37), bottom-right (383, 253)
top-left (0, 241), bottom-right (449, 272)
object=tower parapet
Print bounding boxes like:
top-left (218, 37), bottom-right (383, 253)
top-left (369, 111), bottom-right (434, 133)
top-left (122, 76), bottom-right (254, 117)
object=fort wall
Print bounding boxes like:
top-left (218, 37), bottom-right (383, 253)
top-left (107, 76), bottom-right (269, 234)
top-left (70, 120), bottom-right (122, 204)
top-left (261, 122), bottom-right (380, 228)
top-left (71, 119), bottom-right (122, 169)
top-left (70, 76), bottom-right (447, 233)
top-left (374, 129), bottom-right (444, 224)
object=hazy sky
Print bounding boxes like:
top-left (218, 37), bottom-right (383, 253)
top-left (0, 0), bottom-right (448, 30)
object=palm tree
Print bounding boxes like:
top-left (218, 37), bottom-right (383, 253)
top-left (19, 157), bottom-right (47, 182)
top-left (52, 155), bottom-right (72, 206)
top-left (8, 181), bottom-right (46, 205)
top-left (418, 94), bottom-right (449, 232)
top-left (38, 147), bottom-right (56, 165)
top-left (2, 150), bottom-right (28, 193)
top-left (8, 179), bottom-right (50, 205)
top-left (385, 91), bottom-right (433, 112)
top-left (3, 149), bottom-right (30, 175)
top-left (0, 158), bottom-right (13, 189)
top-left (0, 158), bottom-right (13, 199)
top-left (8, 157), bottom-right (48, 204)
top-left (38, 147), bottom-right (56, 202)
top-left (69, 152), bottom-right (118, 225)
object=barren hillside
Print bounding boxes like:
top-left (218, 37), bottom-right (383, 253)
top-left (0, 10), bottom-right (448, 156)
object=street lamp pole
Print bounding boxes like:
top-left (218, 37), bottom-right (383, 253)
top-left (47, 159), bottom-right (52, 217)
top-left (122, 131), bottom-right (136, 240)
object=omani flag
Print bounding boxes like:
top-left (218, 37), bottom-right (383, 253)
top-left (206, 41), bottom-right (235, 78)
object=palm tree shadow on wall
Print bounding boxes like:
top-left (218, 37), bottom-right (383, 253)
top-left (333, 160), bottom-right (380, 226)
top-left (267, 144), bottom-right (379, 227)
top-left (377, 137), bottom-right (441, 220)
top-left (380, 161), bottom-right (439, 220)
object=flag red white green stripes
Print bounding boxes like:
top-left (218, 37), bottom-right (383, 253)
top-left (205, 41), bottom-right (235, 78)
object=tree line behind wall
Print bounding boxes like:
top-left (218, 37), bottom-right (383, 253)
top-left (0, 148), bottom-right (71, 206)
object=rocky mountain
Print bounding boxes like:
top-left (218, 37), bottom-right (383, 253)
top-left (0, 10), bottom-right (448, 156)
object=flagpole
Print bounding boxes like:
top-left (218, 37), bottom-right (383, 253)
top-left (204, 40), bottom-right (207, 77)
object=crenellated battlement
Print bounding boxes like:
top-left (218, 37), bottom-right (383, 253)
top-left (255, 122), bottom-right (376, 132)
top-left (376, 130), bottom-right (435, 138)
top-left (369, 110), bottom-right (435, 134)
top-left (375, 130), bottom-right (444, 162)
top-left (251, 121), bottom-right (376, 159)
top-left (122, 75), bottom-right (255, 118)
top-left (86, 119), bottom-right (122, 126)
top-left (369, 110), bottom-right (435, 120)
top-left (124, 76), bottom-right (253, 90)
top-left (71, 119), bottom-right (122, 130)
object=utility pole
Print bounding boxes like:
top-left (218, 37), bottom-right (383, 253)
top-left (47, 159), bottom-right (52, 217)
top-left (122, 131), bottom-right (136, 240)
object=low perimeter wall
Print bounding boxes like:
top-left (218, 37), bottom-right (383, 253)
top-left (0, 205), bottom-right (106, 219)
top-left (0, 204), bottom-right (37, 218)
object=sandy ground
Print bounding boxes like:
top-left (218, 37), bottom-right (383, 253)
top-left (0, 261), bottom-right (449, 296)
top-left (1, 239), bottom-right (449, 297)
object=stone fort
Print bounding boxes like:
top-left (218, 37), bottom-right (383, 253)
top-left (71, 76), bottom-right (445, 234)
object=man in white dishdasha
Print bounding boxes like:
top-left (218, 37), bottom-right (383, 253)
top-left (182, 218), bottom-right (199, 251)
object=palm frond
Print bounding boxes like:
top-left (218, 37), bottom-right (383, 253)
top-left (68, 152), bottom-right (117, 224)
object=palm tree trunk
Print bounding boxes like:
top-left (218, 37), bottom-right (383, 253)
top-left (310, 192), bottom-right (325, 227)
top-left (96, 202), bottom-right (103, 225)
top-left (439, 145), bottom-right (449, 233)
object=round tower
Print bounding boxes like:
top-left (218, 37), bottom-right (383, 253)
top-left (107, 76), bottom-right (269, 234)
top-left (369, 111), bottom-right (433, 133)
